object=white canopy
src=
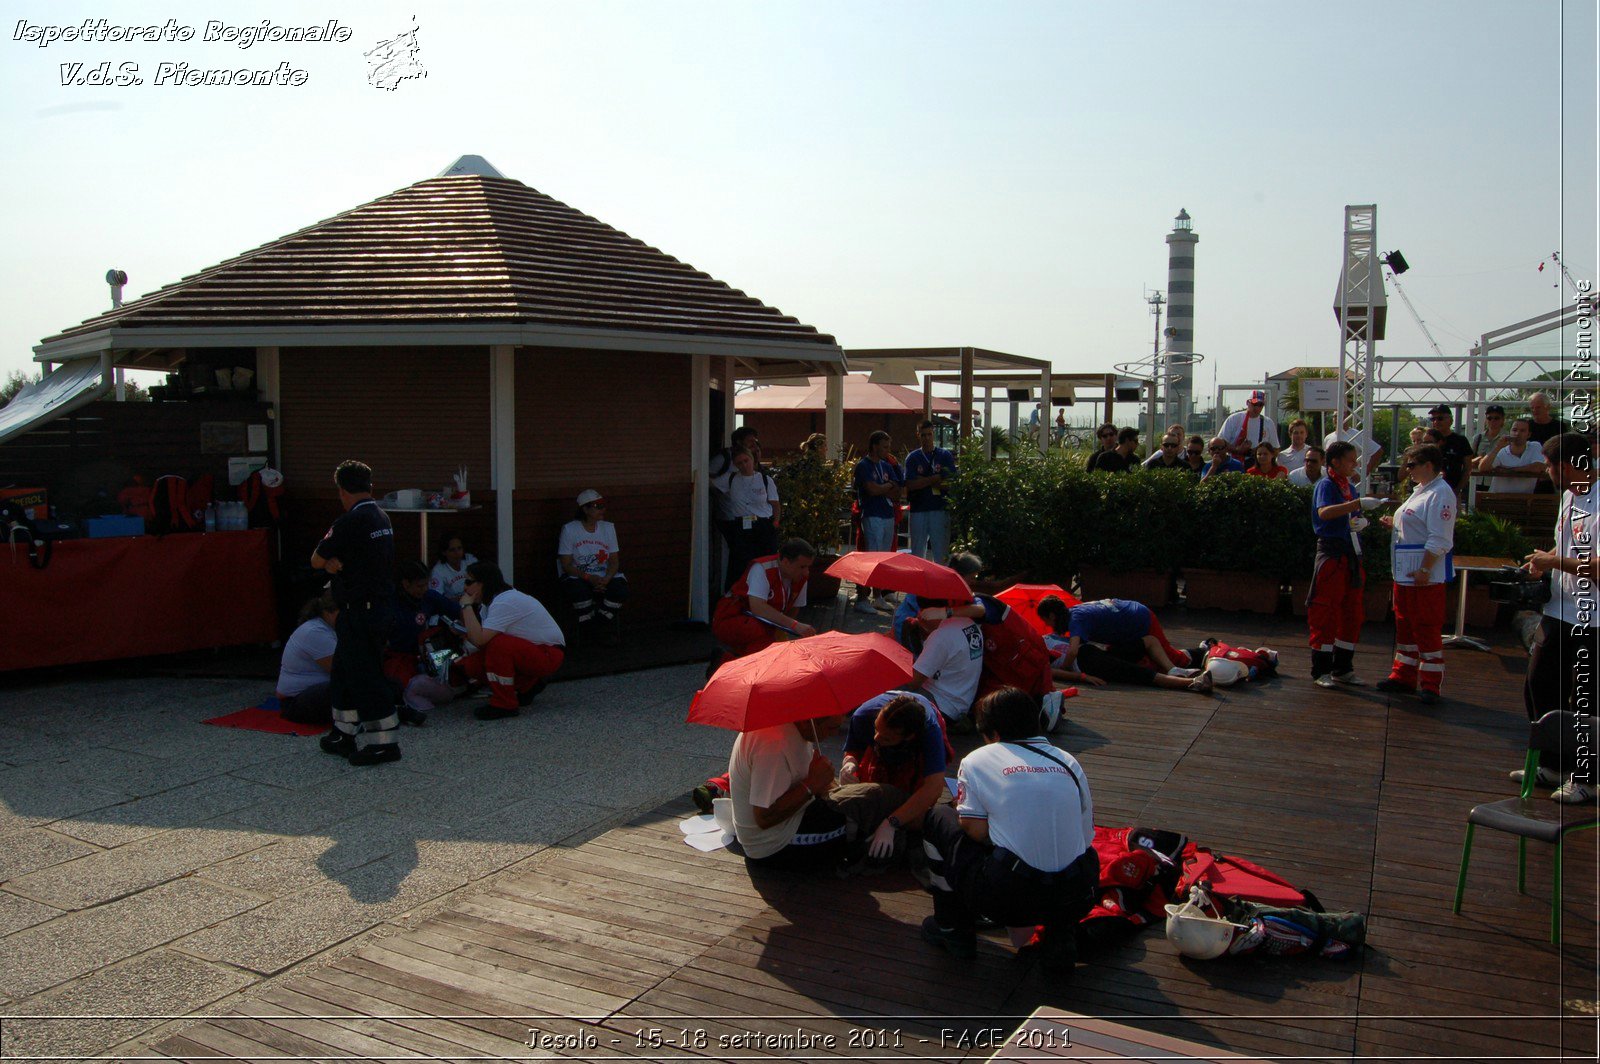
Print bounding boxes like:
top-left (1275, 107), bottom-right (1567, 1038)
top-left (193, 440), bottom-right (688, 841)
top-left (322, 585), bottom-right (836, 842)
top-left (0, 357), bottom-right (111, 446)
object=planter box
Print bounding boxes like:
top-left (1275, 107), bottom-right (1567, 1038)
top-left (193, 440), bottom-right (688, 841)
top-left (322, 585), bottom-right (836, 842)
top-left (1289, 576), bottom-right (1312, 618)
top-left (1077, 566), bottom-right (1172, 605)
top-left (1183, 568), bottom-right (1281, 614)
top-left (808, 553), bottom-right (844, 603)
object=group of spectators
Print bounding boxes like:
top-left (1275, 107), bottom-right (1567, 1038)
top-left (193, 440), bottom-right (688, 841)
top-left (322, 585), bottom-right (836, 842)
top-left (1093, 391), bottom-right (1358, 488)
top-left (278, 462), bottom-right (631, 764)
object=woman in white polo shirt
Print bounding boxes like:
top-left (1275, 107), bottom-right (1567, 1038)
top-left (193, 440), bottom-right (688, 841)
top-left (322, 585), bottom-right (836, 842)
top-left (454, 562), bottom-right (565, 721)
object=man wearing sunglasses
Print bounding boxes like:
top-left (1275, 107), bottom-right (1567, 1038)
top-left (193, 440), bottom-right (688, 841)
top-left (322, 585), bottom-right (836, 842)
top-left (1084, 424), bottom-right (1119, 472)
top-left (1425, 406), bottom-right (1474, 498)
top-left (1142, 434), bottom-right (1188, 471)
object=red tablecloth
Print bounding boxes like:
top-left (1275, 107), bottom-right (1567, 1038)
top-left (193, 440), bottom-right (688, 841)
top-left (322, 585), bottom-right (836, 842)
top-left (0, 530), bottom-right (277, 672)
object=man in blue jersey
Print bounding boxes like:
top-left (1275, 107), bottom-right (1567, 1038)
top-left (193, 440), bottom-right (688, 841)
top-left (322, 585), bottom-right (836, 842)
top-left (904, 420), bottom-right (957, 563)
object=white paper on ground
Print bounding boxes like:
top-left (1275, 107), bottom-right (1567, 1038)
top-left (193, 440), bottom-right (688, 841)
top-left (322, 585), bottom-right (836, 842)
top-left (685, 831), bottom-right (736, 852)
top-left (678, 814), bottom-right (722, 836)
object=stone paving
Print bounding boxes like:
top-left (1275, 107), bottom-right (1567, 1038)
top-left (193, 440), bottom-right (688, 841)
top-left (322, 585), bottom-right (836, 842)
top-left (0, 664), bottom-right (722, 1061)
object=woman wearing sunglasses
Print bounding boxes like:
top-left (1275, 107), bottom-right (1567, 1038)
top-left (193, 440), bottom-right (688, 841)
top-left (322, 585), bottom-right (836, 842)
top-left (454, 562), bottom-right (565, 719)
top-left (1377, 444), bottom-right (1457, 704)
top-left (558, 489), bottom-right (628, 645)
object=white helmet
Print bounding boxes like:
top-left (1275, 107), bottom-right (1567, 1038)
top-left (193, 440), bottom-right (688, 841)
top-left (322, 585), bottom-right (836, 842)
top-left (1164, 896), bottom-right (1246, 960)
top-left (1205, 657), bottom-right (1248, 687)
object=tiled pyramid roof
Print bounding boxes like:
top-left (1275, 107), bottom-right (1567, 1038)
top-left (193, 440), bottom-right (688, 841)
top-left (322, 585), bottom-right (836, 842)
top-left (45, 174), bottom-right (834, 347)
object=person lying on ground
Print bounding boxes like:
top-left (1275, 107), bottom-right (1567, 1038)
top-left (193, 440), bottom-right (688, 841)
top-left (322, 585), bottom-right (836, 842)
top-left (1036, 595), bottom-right (1214, 695)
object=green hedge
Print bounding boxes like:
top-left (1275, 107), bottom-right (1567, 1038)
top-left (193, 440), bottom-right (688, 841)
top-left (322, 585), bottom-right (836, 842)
top-left (951, 451), bottom-right (1321, 580)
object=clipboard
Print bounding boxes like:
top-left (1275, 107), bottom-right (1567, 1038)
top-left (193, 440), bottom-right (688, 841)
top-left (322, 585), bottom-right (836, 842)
top-left (1392, 543), bottom-right (1455, 585)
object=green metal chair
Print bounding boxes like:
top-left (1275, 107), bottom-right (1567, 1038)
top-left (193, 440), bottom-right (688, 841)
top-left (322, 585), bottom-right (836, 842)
top-left (1452, 711), bottom-right (1598, 943)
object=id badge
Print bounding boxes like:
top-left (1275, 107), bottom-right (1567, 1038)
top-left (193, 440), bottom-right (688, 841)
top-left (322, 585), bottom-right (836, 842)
top-left (741, 516), bottom-right (753, 530)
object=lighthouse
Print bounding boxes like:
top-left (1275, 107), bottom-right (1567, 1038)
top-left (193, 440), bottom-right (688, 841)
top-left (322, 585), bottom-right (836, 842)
top-left (1164, 208), bottom-right (1198, 426)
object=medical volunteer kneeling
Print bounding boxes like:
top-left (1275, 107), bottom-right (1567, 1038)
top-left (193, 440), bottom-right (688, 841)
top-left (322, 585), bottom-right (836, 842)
top-left (919, 688), bottom-right (1099, 978)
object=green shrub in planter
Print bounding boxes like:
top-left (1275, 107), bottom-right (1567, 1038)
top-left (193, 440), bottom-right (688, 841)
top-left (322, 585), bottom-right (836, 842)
top-left (1184, 475), bottom-right (1316, 579)
top-left (773, 454), bottom-right (854, 555)
top-left (950, 443), bottom-right (1076, 576)
top-left (1083, 471), bottom-right (1196, 573)
top-left (1453, 510), bottom-right (1530, 561)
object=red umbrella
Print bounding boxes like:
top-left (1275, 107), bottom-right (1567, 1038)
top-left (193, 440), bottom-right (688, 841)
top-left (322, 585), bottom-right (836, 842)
top-left (996, 583), bottom-right (1082, 636)
top-left (824, 552), bottom-right (973, 602)
top-left (687, 631), bottom-right (913, 732)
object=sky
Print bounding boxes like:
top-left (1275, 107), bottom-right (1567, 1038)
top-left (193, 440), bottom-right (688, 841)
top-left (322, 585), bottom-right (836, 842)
top-left (1, 0), bottom-right (1595, 408)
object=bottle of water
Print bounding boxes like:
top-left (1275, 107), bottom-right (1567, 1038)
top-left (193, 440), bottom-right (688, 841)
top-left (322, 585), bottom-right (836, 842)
top-left (235, 501), bottom-right (249, 530)
top-left (204, 503), bottom-right (217, 532)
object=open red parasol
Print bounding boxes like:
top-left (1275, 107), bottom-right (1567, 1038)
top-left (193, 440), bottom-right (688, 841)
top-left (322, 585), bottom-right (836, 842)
top-left (824, 552), bottom-right (973, 602)
top-left (686, 631), bottom-right (913, 732)
top-left (996, 583), bottom-right (1081, 636)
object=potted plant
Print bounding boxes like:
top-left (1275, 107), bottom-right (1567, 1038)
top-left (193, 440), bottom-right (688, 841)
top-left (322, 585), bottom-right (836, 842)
top-left (1452, 510), bottom-right (1530, 628)
top-left (1358, 518), bottom-right (1393, 623)
top-left (773, 450), bottom-right (855, 602)
top-left (1077, 471), bottom-right (1192, 604)
top-left (1181, 475), bottom-right (1302, 613)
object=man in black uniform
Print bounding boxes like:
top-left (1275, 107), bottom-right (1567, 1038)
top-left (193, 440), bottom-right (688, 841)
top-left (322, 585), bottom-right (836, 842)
top-left (1426, 406), bottom-right (1475, 498)
top-left (312, 460), bottom-right (400, 766)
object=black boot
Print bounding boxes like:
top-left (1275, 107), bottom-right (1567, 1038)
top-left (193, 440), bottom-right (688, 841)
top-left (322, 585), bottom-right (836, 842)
top-left (1332, 646), bottom-right (1355, 677)
top-left (1311, 650), bottom-right (1334, 679)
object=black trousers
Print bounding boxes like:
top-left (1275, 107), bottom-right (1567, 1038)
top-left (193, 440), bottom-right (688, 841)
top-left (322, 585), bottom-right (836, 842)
top-left (1524, 616), bottom-right (1591, 721)
top-left (330, 603), bottom-right (400, 746)
top-left (722, 518), bottom-right (779, 592)
top-left (1077, 642), bottom-right (1157, 686)
top-left (922, 804), bottom-right (1099, 932)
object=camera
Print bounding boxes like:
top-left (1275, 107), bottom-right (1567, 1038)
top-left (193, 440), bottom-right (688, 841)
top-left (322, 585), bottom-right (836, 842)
top-left (1487, 565), bottom-right (1551, 608)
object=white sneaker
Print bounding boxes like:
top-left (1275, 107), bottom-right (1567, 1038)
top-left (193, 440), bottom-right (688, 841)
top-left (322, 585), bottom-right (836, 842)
top-left (873, 594), bottom-right (897, 612)
top-left (1330, 670), bottom-right (1365, 686)
top-left (1551, 776), bottom-right (1597, 804)
top-left (1509, 766), bottom-right (1564, 788)
top-left (1313, 674), bottom-right (1340, 690)
top-left (854, 598), bottom-right (880, 615)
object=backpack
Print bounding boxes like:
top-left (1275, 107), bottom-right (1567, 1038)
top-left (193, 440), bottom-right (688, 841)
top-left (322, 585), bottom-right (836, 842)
top-left (148, 475), bottom-right (195, 534)
top-left (977, 598), bottom-right (1055, 699)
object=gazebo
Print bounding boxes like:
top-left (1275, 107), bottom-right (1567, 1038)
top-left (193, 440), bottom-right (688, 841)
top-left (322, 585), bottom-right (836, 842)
top-left (737, 374), bottom-right (960, 456)
top-left (23, 156), bottom-right (844, 624)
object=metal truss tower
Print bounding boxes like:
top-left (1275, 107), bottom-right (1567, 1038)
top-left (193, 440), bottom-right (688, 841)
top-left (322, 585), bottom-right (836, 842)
top-left (1334, 205), bottom-right (1386, 449)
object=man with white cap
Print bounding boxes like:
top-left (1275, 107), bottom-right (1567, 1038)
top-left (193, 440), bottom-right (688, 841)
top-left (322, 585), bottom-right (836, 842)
top-left (557, 489), bottom-right (627, 644)
top-left (1218, 390), bottom-right (1280, 466)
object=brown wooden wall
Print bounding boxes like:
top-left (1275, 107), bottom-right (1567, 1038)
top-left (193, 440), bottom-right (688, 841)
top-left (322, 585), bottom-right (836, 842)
top-left (512, 348), bottom-right (693, 624)
top-left (278, 346), bottom-right (493, 499)
top-left (0, 399), bottom-right (273, 515)
top-left (275, 345), bottom-right (693, 627)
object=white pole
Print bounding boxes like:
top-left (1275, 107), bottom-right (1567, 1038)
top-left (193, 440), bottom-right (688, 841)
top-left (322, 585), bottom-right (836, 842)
top-left (490, 345), bottom-right (517, 583)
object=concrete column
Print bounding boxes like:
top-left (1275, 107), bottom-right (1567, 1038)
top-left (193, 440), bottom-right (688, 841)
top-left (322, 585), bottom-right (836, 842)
top-left (490, 345), bottom-right (517, 582)
top-left (983, 385), bottom-right (994, 458)
top-left (690, 354), bottom-right (712, 621)
top-left (825, 370), bottom-right (845, 459)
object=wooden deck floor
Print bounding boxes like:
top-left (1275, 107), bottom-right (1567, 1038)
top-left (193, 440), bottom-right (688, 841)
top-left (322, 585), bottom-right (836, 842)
top-left (144, 605), bottom-right (1597, 1063)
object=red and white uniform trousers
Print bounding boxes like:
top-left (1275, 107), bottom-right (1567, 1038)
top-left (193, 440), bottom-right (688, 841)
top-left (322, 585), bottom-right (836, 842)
top-left (1387, 583), bottom-right (1447, 694)
top-left (1306, 544), bottom-right (1364, 678)
top-left (454, 637), bottom-right (564, 711)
